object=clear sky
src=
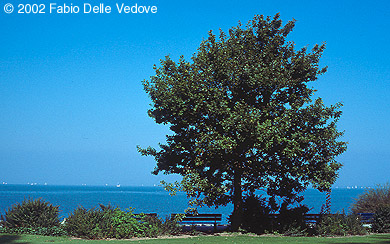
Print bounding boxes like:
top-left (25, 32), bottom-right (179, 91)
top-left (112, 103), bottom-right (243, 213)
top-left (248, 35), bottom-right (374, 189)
top-left (1, 0), bottom-right (389, 187)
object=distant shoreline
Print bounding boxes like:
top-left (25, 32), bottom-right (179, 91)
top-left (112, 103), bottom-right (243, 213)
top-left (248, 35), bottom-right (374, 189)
top-left (0, 183), bottom-right (377, 189)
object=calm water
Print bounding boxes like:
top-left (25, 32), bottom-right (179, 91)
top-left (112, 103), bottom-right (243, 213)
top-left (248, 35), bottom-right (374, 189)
top-left (0, 185), bottom-right (366, 223)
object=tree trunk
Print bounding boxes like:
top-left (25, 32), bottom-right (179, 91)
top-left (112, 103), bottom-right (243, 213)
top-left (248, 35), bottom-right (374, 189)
top-left (231, 168), bottom-right (243, 232)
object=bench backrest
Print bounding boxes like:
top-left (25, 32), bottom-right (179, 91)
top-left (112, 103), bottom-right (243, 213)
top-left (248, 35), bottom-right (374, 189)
top-left (357, 213), bottom-right (374, 223)
top-left (172, 213), bottom-right (222, 223)
top-left (270, 213), bottom-right (375, 224)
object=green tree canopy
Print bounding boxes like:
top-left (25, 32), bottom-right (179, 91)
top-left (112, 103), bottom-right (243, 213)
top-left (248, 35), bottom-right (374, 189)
top-left (138, 14), bottom-right (347, 230)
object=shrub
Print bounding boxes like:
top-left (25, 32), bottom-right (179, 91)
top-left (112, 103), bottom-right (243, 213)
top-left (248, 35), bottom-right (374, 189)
top-left (109, 209), bottom-right (152, 238)
top-left (64, 204), bottom-right (173, 239)
top-left (64, 205), bottom-right (114, 239)
top-left (351, 183), bottom-right (390, 214)
top-left (3, 198), bottom-right (60, 228)
top-left (276, 204), bottom-right (309, 236)
top-left (240, 194), bottom-right (272, 234)
top-left (233, 194), bottom-right (310, 236)
top-left (143, 215), bottom-right (182, 236)
top-left (372, 205), bottom-right (390, 233)
top-left (163, 215), bottom-right (183, 235)
top-left (1, 198), bottom-right (63, 236)
top-left (316, 212), bottom-right (367, 236)
top-left (109, 210), bottom-right (183, 238)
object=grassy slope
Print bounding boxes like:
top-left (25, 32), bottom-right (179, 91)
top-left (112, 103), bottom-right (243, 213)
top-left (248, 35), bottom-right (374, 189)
top-left (1, 234), bottom-right (390, 244)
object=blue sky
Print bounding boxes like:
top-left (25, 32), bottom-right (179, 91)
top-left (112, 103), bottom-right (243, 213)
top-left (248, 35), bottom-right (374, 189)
top-left (1, 0), bottom-right (389, 187)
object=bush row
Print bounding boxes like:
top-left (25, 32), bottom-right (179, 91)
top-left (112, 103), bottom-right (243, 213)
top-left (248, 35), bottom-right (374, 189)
top-left (238, 194), bottom-right (390, 236)
top-left (64, 204), bottom-right (181, 239)
top-left (1, 197), bottom-right (390, 238)
top-left (0, 198), bottom-right (181, 239)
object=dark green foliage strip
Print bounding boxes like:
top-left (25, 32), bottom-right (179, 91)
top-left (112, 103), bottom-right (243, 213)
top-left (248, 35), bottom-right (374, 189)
top-left (0, 226), bottom-right (67, 236)
top-left (2, 233), bottom-right (390, 244)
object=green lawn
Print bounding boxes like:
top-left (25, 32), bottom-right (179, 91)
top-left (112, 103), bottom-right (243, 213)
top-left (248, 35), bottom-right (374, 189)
top-left (1, 234), bottom-right (390, 244)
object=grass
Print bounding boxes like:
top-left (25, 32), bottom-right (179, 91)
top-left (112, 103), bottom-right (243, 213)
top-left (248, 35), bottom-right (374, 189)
top-left (2, 233), bottom-right (390, 244)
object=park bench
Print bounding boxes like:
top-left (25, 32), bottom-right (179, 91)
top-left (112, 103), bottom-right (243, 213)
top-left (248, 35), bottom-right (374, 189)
top-left (269, 213), bottom-right (322, 224)
top-left (269, 213), bottom-right (374, 226)
top-left (171, 213), bottom-right (222, 231)
top-left (305, 213), bottom-right (375, 226)
top-left (303, 213), bottom-right (322, 224)
top-left (357, 213), bottom-right (374, 227)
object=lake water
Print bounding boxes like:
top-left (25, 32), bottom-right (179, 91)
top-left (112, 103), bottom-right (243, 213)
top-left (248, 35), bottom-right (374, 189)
top-left (0, 184), bottom-right (367, 224)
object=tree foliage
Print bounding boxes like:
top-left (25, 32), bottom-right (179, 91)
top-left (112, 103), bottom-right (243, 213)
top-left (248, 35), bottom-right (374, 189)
top-left (372, 205), bottom-right (390, 233)
top-left (138, 14), bottom-right (346, 230)
top-left (351, 183), bottom-right (390, 214)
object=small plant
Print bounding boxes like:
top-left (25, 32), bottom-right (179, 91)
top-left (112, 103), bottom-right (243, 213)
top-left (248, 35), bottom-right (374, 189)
top-left (316, 212), bottom-right (367, 236)
top-left (372, 205), bottom-right (390, 233)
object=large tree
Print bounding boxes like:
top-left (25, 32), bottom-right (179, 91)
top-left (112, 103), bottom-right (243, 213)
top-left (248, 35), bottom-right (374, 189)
top-left (138, 14), bottom-right (347, 230)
